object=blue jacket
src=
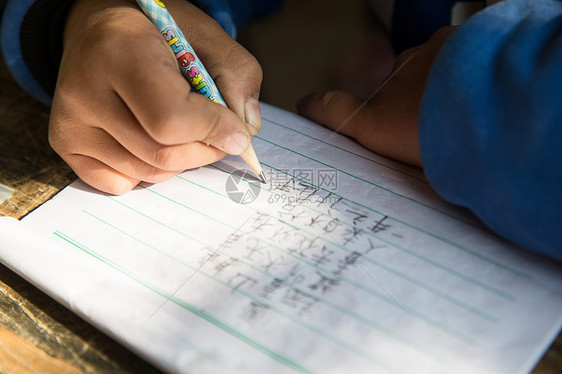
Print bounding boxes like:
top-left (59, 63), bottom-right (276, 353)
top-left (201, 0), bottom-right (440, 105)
top-left (2, 0), bottom-right (561, 261)
top-left (420, 0), bottom-right (562, 261)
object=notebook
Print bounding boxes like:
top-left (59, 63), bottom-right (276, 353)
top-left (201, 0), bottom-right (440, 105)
top-left (0, 102), bottom-right (561, 373)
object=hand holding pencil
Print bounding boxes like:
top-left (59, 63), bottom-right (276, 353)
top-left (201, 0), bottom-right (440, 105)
top-left (135, 0), bottom-right (266, 183)
top-left (49, 0), bottom-right (264, 194)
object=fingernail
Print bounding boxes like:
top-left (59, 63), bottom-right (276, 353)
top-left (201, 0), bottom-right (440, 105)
top-left (245, 100), bottom-right (261, 135)
top-left (222, 131), bottom-right (249, 155)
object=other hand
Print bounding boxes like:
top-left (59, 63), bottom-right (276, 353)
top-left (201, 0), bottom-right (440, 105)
top-left (297, 27), bottom-right (456, 167)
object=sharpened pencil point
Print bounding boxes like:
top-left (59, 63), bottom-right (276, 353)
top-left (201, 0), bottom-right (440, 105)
top-left (258, 172), bottom-right (267, 184)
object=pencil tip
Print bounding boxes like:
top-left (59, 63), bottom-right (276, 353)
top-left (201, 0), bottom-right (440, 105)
top-left (258, 172), bottom-right (267, 184)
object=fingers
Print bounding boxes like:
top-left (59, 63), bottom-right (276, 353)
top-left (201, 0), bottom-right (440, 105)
top-left (297, 86), bottom-right (422, 166)
top-left (99, 10), bottom-right (251, 155)
top-left (49, 85), bottom-right (227, 194)
top-left (297, 89), bottom-right (417, 164)
top-left (62, 154), bottom-right (140, 196)
top-left (165, 0), bottom-right (264, 135)
top-left (94, 96), bottom-right (227, 172)
top-left (297, 90), bottom-right (366, 139)
top-left (296, 27), bottom-right (457, 167)
top-left (52, 0), bottom-right (262, 195)
top-left (50, 114), bottom-right (227, 194)
top-left (110, 55), bottom-right (251, 155)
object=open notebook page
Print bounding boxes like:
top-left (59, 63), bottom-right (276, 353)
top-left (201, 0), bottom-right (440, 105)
top-left (0, 102), bottom-right (561, 373)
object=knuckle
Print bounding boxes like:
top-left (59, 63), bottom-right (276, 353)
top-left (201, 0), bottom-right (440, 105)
top-left (152, 145), bottom-right (179, 170)
top-left (86, 14), bottom-right (168, 71)
top-left (207, 109), bottom-right (238, 141)
top-left (139, 164), bottom-right (163, 183)
top-left (204, 112), bottom-right (225, 141)
top-left (142, 166), bottom-right (174, 184)
top-left (85, 15), bottom-right (126, 54)
top-left (48, 117), bottom-right (73, 154)
top-left (234, 55), bottom-right (263, 82)
top-left (320, 90), bottom-right (339, 113)
top-left (220, 45), bottom-right (263, 85)
top-left (144, 110), bottom-right (184, 145)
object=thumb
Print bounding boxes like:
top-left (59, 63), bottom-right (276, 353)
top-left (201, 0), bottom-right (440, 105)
top-left (297, 89), bottom-right (370, 144)
top-left (297, 88), bottom-right (422, 166)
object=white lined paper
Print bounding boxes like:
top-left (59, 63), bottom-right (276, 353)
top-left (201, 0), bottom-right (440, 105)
top-left (0, 102), bottom-right (561, 373)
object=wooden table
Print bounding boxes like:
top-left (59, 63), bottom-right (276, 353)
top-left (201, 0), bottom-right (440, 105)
top-left (0, 56), bottom-right (560, 374)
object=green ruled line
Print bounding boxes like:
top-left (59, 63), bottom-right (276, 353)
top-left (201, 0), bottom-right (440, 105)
top-left (53, 230), bottom-right (315, 374)
top-left (254, 162), bottom-right (531, 282)
top-left (140, 176), bottom-right (495, 336)
top-left (255, 135), bottom-right (479, 228)
top-left (178, 172), bottom-right (500, 322)
top-left (81, 209), bottom-right (438, 370)
top-left (122, 185), bottom-right (465, 366)
top-left (207, 163), bottom-right (523, 299)
top-left (54, 226), bottom-right (409, 373)
top-left (98, 191), bottom-right (480, 349)
top-left (261, 116), bottom-right (428, 184)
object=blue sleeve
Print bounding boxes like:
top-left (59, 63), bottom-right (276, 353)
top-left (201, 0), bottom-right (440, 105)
top-left (1, 0), bottom-right (51, 105)
top-left (1, 0), bottom-right (74, 106)
top-left (419, 0), bottom-right (562, 261)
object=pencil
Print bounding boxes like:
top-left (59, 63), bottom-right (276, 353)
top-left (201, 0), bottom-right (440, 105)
top-left (135, 0), bottom-right (267, 184)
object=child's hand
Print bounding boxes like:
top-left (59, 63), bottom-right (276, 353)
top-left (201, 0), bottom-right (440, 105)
top-left (297, 27), bottom-right (455, 167)
top-left (49, 0), bottom-right (262, 194)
